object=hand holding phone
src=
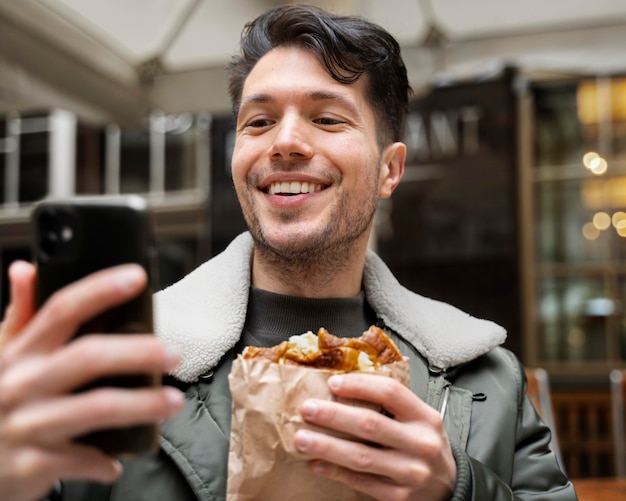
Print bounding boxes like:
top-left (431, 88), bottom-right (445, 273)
top-left (31, 195), bottom-right (161, 455)
top-left (0, 259), bottom-right (183, 501)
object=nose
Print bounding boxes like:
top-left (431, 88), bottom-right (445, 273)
top-left (269, 114), bottom-right (313, 160)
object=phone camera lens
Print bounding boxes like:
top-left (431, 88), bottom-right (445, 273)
top-left (37, 208), bottom-right (76, 260)
top-left (41, 230), bottom-right (60, 257)
top-left (61, 226), bottom-right (73, 242)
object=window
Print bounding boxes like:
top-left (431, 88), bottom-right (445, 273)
top-left (530, 77), bottom-right (626, 375)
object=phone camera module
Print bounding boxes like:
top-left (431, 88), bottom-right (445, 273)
top-left (38, 208), bottom-right (77, 261)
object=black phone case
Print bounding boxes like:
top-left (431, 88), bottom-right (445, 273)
top-left (31, 195), bottom-right (159, 456)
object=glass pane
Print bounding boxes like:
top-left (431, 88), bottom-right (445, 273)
top-left (75, 126), bottom-right (105, 194)
top-left (19, 131), bottom-right (49, 202)
top-left (539, 276), bottom-right (608, 362)
top-left (614, 118), bottom-right (626, 162)
top-left (534, 82), bottom-right (586, 168)
top-left (119, 127), bottom-right (150, 193)
top-left (535, 179), bottom-right (616, 264)
top-left (579, 77), bottom-right (626, 161)
top-left (164, 114), bottom-right (197, 192)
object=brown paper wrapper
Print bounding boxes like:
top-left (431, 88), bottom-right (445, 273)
top-left (226, 357), bottom-right (410, 500)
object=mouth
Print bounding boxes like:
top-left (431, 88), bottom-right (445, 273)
top-left (266, 181), bottom-right (326, 195)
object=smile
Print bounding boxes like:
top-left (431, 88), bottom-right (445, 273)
top-left (267, 181), bottom-right (325, 195)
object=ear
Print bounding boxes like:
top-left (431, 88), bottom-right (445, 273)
top-left (378, 142), bottom-right (406, 198)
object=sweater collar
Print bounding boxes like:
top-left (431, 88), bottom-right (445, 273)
top-left (243, 286), bottom-right (376, 340)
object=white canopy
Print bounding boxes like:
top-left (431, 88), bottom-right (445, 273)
top-left (1, 0), bottom-right (626, 124)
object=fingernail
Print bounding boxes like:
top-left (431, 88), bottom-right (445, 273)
top-left (8, 260), bottom-right (29, 277)
top-left (301, 399), bottom-right (318, 419)
top-left (164, 386), bottom-right (184, 410)
top-left (295, 429), bottom-right (313, 451)
top-left (328, 375), bottom-right (343, 390)
top-left (115, 265), bottom-right (144, 292)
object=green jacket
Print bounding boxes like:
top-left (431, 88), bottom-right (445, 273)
top-left (58, 233), bottom-right (577, 501)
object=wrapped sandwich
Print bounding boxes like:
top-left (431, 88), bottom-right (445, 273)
top-left (227, 326), bottom-right (409, 500)
top-left (241, 325), bottom-right (405, 371)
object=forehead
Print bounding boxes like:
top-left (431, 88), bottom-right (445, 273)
top-left (240, 46), bottom-right (370, 106)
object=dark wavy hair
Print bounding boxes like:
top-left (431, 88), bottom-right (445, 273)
top-left (227, 4), bottom-right (411, 146)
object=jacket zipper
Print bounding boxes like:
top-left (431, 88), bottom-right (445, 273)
top-left (428, 365), bottom-right (452, 420)
top-left (439, 384), bottom-right (451, 420)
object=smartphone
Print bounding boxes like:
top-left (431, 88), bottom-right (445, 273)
top-left (31, 195), bottom-right (159, 456)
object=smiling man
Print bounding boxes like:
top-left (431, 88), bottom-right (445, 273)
top-left (232, 46), bottom-right (404, 297)
top-left (0, 4), bottom-right (576, 501)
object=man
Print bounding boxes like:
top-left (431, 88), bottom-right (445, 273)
top-left (0, 4), bottom-right (576, 501)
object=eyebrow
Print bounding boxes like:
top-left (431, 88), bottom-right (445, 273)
top-left (239, 90), bottom-right (362, 118)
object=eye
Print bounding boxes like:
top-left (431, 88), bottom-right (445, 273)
top-left (246, 118), bottom-right (273, 129)
top-left (314, 116), bottom-right (345, 127)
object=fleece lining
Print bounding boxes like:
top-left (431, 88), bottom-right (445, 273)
top-left (154, 232), bottom-right (506, 382)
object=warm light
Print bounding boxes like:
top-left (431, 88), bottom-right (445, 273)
top-left (577, 82), bottom-right (599, 124)
top-left (583, 151), bottom-right (599, 169)
top-left (593, 212), bottom-right (611, 230)
top-left (577, 78), bottom-right (626, 124)
top-left (581, 179), bottom-right (605, 209)
top-left (589, 156), bottom-right (608, 175)
top-left (582, 177), bottom-right (626, 210)
top-left (617, 220), bottom-right (626, 238)
top-left (613, 211), bottom-right (626, 228)
top-left (582, 222), bottom-right (601, 240)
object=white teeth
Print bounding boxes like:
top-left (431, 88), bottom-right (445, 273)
top-left (268, 181), bottom-right (323, 195)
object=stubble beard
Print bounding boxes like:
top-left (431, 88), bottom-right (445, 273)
top-left (241, 176), bottom-right (380, 282)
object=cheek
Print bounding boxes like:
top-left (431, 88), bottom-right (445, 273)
top-left (334, 142), bottom-right (372, 176)
top-left (345, 147), bottom-right (381, 183)
top-left (230, 147), bottom-right (248, 186)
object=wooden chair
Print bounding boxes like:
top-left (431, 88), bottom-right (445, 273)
top-left (551, 387), bottom-right (614, 478)
top-left (525, 367), bottom-right (565, 472)
top-left (610, 369), bottom-right (626, 477)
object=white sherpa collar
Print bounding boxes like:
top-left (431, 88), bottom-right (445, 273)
top-left (154, 232), bottom-right (506, 382)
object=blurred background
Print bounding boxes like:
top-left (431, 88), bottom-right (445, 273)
top-left (1, 0), bottom-right (626, 481)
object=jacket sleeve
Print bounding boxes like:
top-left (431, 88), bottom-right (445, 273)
top-left (460, 353), bottom-right (578, 501)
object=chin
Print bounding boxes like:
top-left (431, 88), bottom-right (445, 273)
top-left (257, 226), bottom-right (329, 256)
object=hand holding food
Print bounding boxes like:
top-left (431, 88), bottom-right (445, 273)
top-left (228, 326), bottom-right (408, 501)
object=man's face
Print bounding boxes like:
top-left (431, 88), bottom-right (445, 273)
top-left (231, 47), bottom-right (402, 262)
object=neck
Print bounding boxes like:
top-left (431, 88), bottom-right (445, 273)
top-left (251, 236), bottom-right (369, 298)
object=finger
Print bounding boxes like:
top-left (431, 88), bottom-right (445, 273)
top-left (0, 261), bottom-right (37, 347)
top-left (301, 398), bottom-right (438, 454)
top-left (327, 373), bottom-right (440, 423)
top-left (3, 444), bottom-right (122, 499)
top-left (295, 429), bottom-right (443, 499)
top-left (0, 335), bottom-right (180, 409)
top-left (5, 264), bottom-right (147, 357)
top-left (39, 444), bottom-right (123, 483)
top-left (299, 422), bottom-right (448, 483)
top-left (5, 386), bottom-right (184, 445)
top-left (295, 428), bottom-right (411, 483)
top-left (308, 459), bottom-right (409, 501)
